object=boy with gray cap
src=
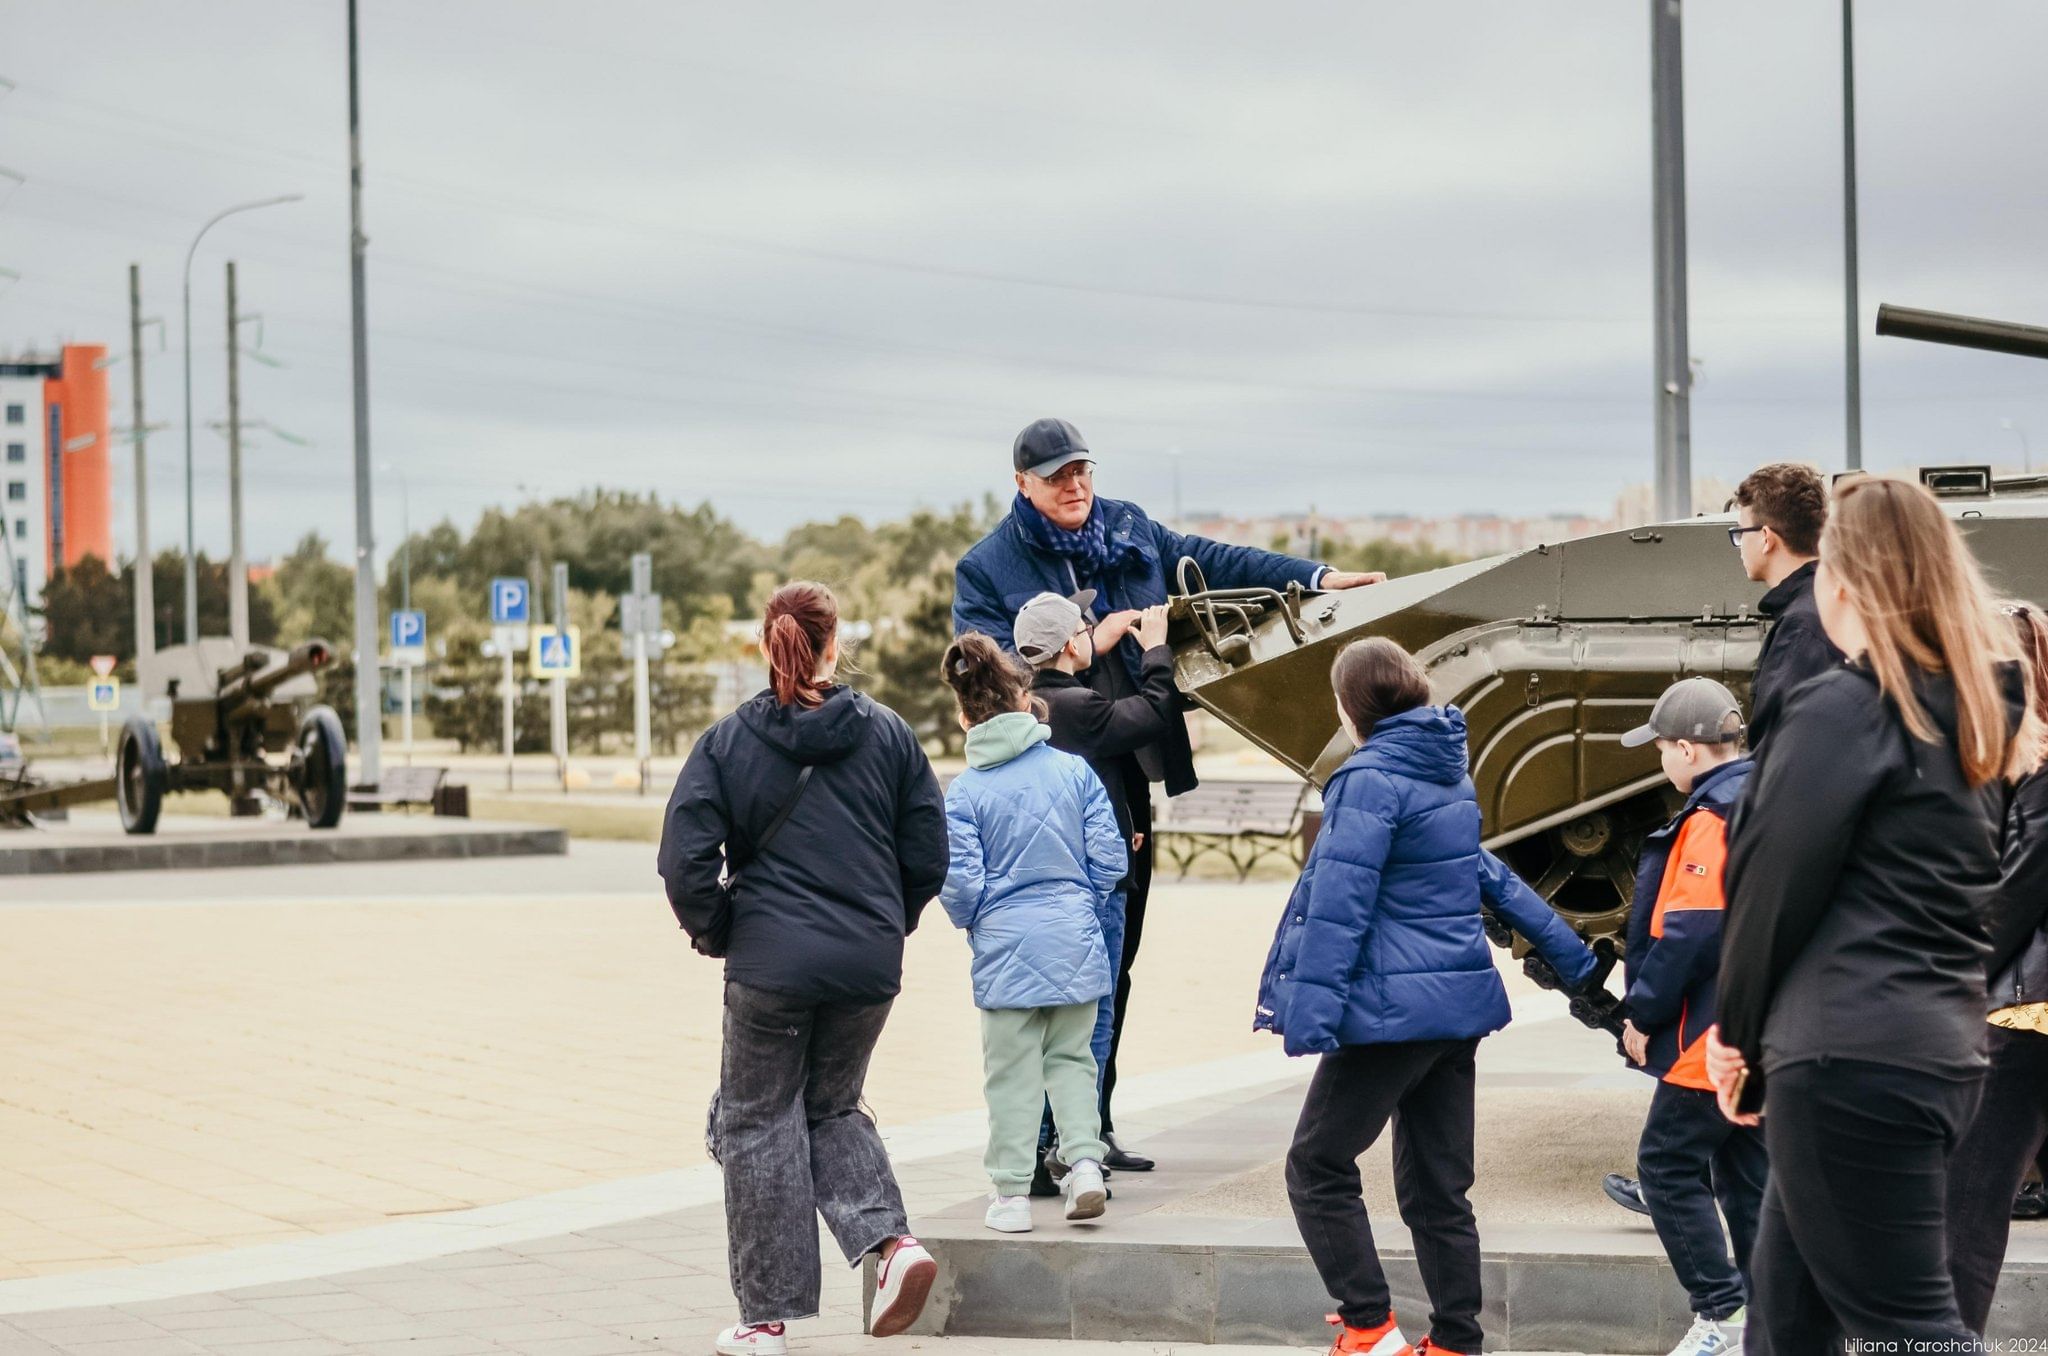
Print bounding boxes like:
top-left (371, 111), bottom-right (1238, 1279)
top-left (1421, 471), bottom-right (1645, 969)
top-left (1617, 677), bottom-right (1767, 1356)
top-left (1017, 589), bottom-right (1175, 1181)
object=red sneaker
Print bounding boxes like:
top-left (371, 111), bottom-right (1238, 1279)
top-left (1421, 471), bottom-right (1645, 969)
top-left (1416, 1338), bottom-right (1470, 1356)
top-left (1326, 1312), bottom-right (1414, 1356)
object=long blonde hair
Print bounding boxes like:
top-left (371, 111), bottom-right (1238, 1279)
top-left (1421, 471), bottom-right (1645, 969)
top-left (1822, 476), bottom-right (2016, 787)
top-left (2000, 601), bottom-right (2048, 778)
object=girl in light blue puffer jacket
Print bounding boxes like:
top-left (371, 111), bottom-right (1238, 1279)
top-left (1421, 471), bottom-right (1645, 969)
top-left (940, 632), bottom-right (1127, 1234)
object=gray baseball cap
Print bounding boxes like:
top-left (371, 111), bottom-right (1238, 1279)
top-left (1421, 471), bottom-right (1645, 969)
top-left (1014, 589), bottom-right (1097, 666)
top-left (1621, 676), bottom-right (1745, 748)
top-left (1013, 418), bottom-right (1094, 478)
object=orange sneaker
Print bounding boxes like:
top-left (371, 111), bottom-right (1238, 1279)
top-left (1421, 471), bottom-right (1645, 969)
top-left (1325, 1312), bottom-right (1414, 1356)
top-left (1415, 1339), bottom-right (1469, 1356)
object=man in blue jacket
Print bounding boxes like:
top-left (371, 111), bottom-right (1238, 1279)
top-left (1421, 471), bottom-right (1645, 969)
top-left (954, 417), bottom-right (1384, 1174)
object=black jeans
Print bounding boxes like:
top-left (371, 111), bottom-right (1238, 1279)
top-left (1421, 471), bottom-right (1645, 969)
top-left (1286, 1039), bottom-right (1484, 1354)
top-left (1637, 1080), bottom-right (1768, 1320)
top-left (1947, 1027), bottom-right (2048, 1334)
top-left (1100, 787), bottom-right (1153, 1134)
top-left (714, 982), bottom-right (910, 1323)
top-left (1750, 1057), bottom-right (1982, 1354)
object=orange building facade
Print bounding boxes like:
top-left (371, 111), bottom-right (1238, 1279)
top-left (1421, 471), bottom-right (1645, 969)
top-left (1, 344), bottom-right (111, 604)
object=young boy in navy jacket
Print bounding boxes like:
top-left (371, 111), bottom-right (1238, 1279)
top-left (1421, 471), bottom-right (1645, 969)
top-left (1257, 638), bottom-right (1599, 1356)
top-left (1617, 678), bottom-right (1767, 1356)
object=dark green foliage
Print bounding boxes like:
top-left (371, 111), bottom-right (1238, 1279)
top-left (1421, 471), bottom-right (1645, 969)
top-left (38, 552), bottom-right (281, 669)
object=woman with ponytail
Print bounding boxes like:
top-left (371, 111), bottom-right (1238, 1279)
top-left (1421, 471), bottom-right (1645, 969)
top-left (1710, 477), bottom-right (2028, 1350)
top-left (659, 581), bottom-right (949, 1356)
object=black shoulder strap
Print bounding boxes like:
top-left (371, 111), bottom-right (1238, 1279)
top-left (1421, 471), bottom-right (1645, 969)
top-left (745, 765), bottom-right (813, 870)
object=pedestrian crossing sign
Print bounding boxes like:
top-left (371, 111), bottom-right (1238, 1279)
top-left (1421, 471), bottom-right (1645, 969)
top-left (531, 625), bottom-right (581, 679)
top-left (88, 678), bottom-right (121, 711)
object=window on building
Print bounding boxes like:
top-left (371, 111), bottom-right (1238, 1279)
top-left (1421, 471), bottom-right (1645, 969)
top-left (4, 405), bottom-right (23, 425)
top-left (12, 518), bottom-right (24, 539)
top-left (4, 443), bottom-right (21, 463)
top-left (5, 481), bottom-right (24, 502)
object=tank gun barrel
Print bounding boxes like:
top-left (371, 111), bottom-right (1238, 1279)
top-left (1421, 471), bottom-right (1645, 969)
top-left (1875, 304), bottom-right (2048, 362)
top-left (218, 639), bottom-right (332, 715)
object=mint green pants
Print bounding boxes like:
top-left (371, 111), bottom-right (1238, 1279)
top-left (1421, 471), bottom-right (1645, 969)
top-left (980, 1002), bottom-right (1107, 1195)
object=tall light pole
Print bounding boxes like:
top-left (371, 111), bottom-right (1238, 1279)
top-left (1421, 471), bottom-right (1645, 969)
top-left (128, 265), bottom-right (156, 671)
top-left (2003, 419), bottom-right (2032, 474)
top-left (1650, 0), bottom-right (1693, 521)
top-left (346, 0), bottom-right (383, 788)
top-left (180, 194), bottom-right (300, 645)
top-left (1842, 0), bottom-right (1863, 470)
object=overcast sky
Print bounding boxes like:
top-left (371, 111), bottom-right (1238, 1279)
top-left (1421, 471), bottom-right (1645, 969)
top-left (4, 1), bottom-right (2046, 567)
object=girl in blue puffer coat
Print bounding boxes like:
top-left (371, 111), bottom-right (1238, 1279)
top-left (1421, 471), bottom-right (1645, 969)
top-left (940, 632), bottom-right (1128, 1235)
top-left (1260, 638), bottom-right (1598, 1356)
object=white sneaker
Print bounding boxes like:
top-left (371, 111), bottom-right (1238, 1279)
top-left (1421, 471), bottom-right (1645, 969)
top-left (869, 1236), bottom-right (937, 1338)
top-left (716, 1321), bottom-right (788, 1356)
top-left (985, 1193), bottom-right (1033, 1233)
top-left (1667, 1314), bottom-right (1740, 1356)
top-left (1063, 1158), bottom-right (1107, 1221)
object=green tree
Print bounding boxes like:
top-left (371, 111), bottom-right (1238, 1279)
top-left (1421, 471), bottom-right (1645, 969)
top-left (1317, 537), bottom-right (1465, 578)
top-left (264, 534), bottom-right (356, 649)
top-left (38, 553), bottom-right (280, 667)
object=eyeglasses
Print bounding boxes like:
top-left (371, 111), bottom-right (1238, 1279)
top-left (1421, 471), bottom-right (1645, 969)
top-left (1032, 462), bottom-right (1094, 489)
top-left (1727, 525), bottom-right (1769, 547)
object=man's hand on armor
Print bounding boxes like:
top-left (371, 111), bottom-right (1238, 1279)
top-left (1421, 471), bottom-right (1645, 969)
top-left (1320, 570), bottom-right (1387, 589)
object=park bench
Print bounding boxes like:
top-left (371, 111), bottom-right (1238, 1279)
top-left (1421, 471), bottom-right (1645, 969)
top-left (1155, 777), bottom-right (1312, 882)
top-left (346, 765), bottom-right (468, 817)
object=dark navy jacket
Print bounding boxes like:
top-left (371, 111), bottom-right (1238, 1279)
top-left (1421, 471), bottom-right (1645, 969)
top-left (1253, 705), bottom-right (1598, 1056)
top-left (953, 497), bottom-right (1323, 796)
top-left (1622, 757), bottom-right (1751, 1086)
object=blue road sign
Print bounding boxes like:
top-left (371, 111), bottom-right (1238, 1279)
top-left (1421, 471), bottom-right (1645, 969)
top-left (391, 609), bottom-right (427, 651)
top-left (535, 628), bottom-right (578, 675)
top-left (490, 577), bottom-right (530, 625)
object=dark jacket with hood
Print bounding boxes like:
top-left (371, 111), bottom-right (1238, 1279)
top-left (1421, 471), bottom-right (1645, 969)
top-left (658, 686), bottom-right (949, 1003)
top-left (1984, 769), bottom-right (2048, 1014)
top-left (1032, 642), bottom-right (1178, 852)
top-left (1253, 705), bottom-right (1598, 1056)
top-left (1744, 561), bottom-right (1842, 762)
top-left (1721, 663), bottom-right (2024, 1104)
top-left (953, 496), bottom-right (1323, 797)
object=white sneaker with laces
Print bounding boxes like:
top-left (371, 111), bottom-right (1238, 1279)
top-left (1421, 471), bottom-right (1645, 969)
top-left (1063, 1158), bottom-right (1107, 1221)
top-left (985, 1193), bottom-right (1033, 1233)
top-left (1667, 1314), bottom-right (1739, 1356)
top-left (869, 1236), bottom-right (937, 1337)
top-left (716, 1321), bottom-right (788, 1356)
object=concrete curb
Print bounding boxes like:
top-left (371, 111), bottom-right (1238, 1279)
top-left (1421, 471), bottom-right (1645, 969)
top-left (0, 821), bottom-right (568, 875)
top-left (871, 1225), bottom-right (2048, 1354)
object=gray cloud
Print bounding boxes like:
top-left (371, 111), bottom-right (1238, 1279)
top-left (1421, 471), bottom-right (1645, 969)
top-left (3, 0), bottom-right (2045, 570)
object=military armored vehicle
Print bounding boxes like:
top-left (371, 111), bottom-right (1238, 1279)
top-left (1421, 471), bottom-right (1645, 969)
top-left (0, 638), bottom-right (348, 834)
top-left (1166, 304), bottom-right (2048, 1010)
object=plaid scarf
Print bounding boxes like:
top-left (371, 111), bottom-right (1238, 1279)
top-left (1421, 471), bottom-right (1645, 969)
top-left (1011, 494), bottom-right (1142, 590)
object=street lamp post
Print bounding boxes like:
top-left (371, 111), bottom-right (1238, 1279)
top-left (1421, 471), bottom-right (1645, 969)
top-left (379, 460), bottom-right (412, 763)
top-left (181, 194), bottom-right (300, 646)
top-left (2002, 419), bottom-right (2032, 474)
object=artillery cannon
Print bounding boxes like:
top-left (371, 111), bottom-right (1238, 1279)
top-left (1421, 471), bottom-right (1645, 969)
top-left (1166, 426), bottom-right (2048, 995)
top-left (0, 638), bottom-right (348, 834)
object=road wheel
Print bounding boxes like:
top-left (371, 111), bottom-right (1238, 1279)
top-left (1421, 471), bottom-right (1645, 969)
top-left (115, 718), bottom-right (167, 835)
top-left (291, 706), bottom-right (348, 830)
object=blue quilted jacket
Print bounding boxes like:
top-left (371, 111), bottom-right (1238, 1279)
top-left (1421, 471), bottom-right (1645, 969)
top-left (1255, 705), bottom-right (1597, 1055)
top-left (941, 713), bottom-right (1128, 1010)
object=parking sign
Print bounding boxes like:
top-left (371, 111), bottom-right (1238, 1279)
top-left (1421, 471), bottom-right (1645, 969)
top-left (389, 609), bottom-right (427, 667)
top-left (490, 578), bottom-right (530, 625)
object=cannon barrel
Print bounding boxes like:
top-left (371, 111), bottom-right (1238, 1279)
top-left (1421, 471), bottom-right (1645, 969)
top-left (1875, 304), bottom-right (2048, 362)
top-left (218, 639), bottom-right (333, 714)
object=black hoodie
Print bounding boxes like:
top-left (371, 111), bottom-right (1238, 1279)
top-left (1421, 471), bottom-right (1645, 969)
top-left (658, 686), bottom-right (948, 1002)
top-left (1721, 662), bottom-right (2025, 1102)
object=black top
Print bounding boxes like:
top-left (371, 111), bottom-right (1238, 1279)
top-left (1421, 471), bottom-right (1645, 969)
top-left (657, 686), bottom-right (949, 1002)
top-left (1985, 769), bottom-right (2048, 1007)
top-left (1721, 663), bottom-right (2023, 1101)
top-left (1744, 561), bottom-right (1843, 761)
top-left (1032, 644), bottom-right (1179, 856)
